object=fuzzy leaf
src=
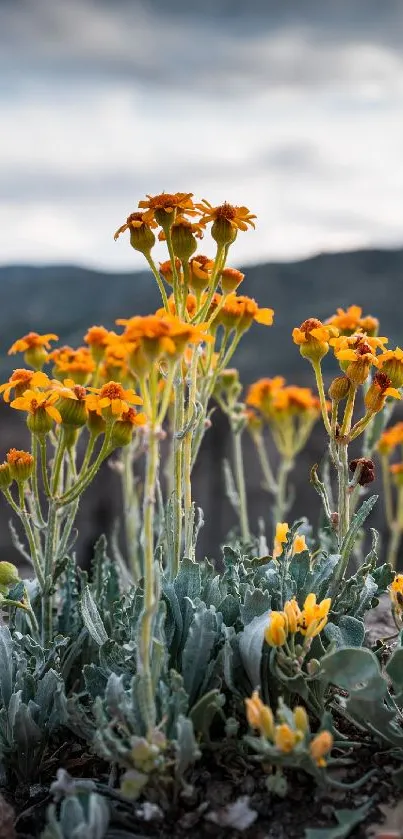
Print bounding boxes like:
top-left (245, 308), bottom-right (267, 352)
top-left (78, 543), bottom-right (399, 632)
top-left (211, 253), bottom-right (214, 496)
top-left (240, 588), bottom-right (271, 626)
top-left (182, 602), bottom-right (218, 704)
top-left (305, 800), bottom-right (372, 839)
top-left (175, 714), bottom-right (201, 777)
top-left (81, 586), bottom-right (108, 646)
top-left (324, 616), bottom-right (365, 649)
top-left (0, 626), bottom-right (13, 708)
top-left (239, 612), bottom-right (268, 689)
top-left (340, 496), bottom-right (378, 563)
top-left (319, 648), bottom-right (386, 700)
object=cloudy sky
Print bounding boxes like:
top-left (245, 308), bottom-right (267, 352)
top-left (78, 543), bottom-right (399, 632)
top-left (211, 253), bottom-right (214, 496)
top-left (1, 0), bottom-right (403, 271)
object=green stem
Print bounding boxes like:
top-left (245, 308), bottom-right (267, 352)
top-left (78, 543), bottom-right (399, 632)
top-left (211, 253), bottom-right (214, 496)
top-left (232, 427), bottom-right (250, 542)
top-left (3, 487), bottom-right (45, 590)
top-left (312, 361), bottom-right (331, 434)
top-left (43, 502), bottom-right (58, 646)
top-left (349, 411), bottom-right (374, 442)
top-left (58, 426), bottom-right (113, 505)
top-left (337, 443), bottom-right (350, 546)
top-left (39, 437), bottom-right (52, 497)
top-left (381, 454), bottom-right (394, 528)
top-left (274, 456), bottom-right (294, 525)
top-left (183, 348), bottom-right (199, 558)
top-left (254, 433), bottom-right (278, 494)
top-left (340, 388), bottom-right (356, 437)
top-left (192, 244), bottom-right (225, 324)
top-left (145, 253), bottom-right (170, 311)
top-left (122, 443), bottom-right (141, 584)
top-left (139, 425), bottom-right (159, 731)
top-left (387, 525), bottom-right (402, 571)
top-left (50, 434), bottom-right (66, 496)
top-left (172, 373), bottom-right (184, 577)
top-left (165, 230), bottom-right (182, 314)
top-left (31, 436), bottom-right (45, 526)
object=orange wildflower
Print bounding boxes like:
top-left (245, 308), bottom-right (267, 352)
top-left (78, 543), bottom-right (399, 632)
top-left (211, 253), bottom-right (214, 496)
top-left (84, 326), bottom-right (119, 362)
top-left (378, 422), bottom-right (403, 456)
top-left (292, 319), bottom-right (338, 363)
top-left (114, 211), bottom-right (157, 254)
top-left (390, 574), bottom-right (403, 613)
top-left (275, 724), bottom-right (298, 753)
top-left (6, 449), bottom-right (34, 482)
top-left (310, 731), bottom-right (333, 767)
top-left (220, 267), bottom-right (245, 294)
top-left (8, 332), bottom-right (58, 355)
top-left (86, 381), bottom-right (143, 418)
top-left (196, 198), bottom-right (256, 245)
top-left (326, 305), bottom-right (379, 337)
top-left (364, 371), bottom-right (401, 414)
top-left (331, 333), bottom-right (388, 385)
top-left (138, 192), bottom-right (197, 226)
top-left (246, 377), bottom-right (285, 415)
top-left (188, 255), bottom-right (214, 293)
top-left (111, 407), bottom-right (148, 447)
top-left (50, 346), bottom-right (96, 385)
top-left (11, 389), bottom-right (62, 432)
top-left (216, 294), bottom-right (274, 332)
top-left (0, 369), bottom-right (49, 402)
top-left (159, 258), bottom-right (183, 287)
top-left (377, 347), bottom-right (403, 388)
top-left (298, 593), bottom-right (331, 638)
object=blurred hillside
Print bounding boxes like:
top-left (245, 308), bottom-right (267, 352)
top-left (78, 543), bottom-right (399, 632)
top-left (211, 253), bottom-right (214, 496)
top-left (0, 247), bottom-right (402, 567)
top-left (1, 247), bottom-right (402, 385)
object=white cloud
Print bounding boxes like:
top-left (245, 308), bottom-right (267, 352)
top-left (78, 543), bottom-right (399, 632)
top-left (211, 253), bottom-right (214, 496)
top-left (1, 1), bottom-right (403, 269)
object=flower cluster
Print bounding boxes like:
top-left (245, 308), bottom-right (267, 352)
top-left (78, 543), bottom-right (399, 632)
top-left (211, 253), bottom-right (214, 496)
top-left (265, 594), bottom-right (331, 647)
top-left (272, 522), bottom-right (308, 558)
top-left (245, 693), bottom-right (333, 768)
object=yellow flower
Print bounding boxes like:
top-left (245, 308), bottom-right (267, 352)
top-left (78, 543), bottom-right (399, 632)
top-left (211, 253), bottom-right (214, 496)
top-left (114, 211), bottom-right (157, 254)
top-left (217, 294), bottom-right (274, 332)
top-left (265, 611), bottom-right (288, 647)
top-left (6, 448), bottom-right (35, 482)
top-left (245, 691), bottom-right (275, 739)
top-left (378, 422), bottom-right (403, 456)
top-left (111, 407), bottom-right (148, 447)
top-left (309, 731), bottom-right (333, 767)
top-left (390, 574), bottom-right (403, 614)
top-left (11, 389), bottom-right (62, 432)
top-left (220, 267), bottom-right (245, 294)
top-left (293, 706), bottom-right (309, 734)
top-left (0, 462), bottom-right (12, 491)
top-left (246, 377), bottom-right (285, 416)
top-left (119, 313), bottom-right (212, 362)
top-left (196, 200), bottom-right (256, 245)
top-left (275, 724), bottom-right (297, 753)
top-left (86, 381), bottom-right (143, 419)
top-left (138, 192), bottom-right (197, 227)
top-left (292, 534), bottom-right (308, 555)
top-left (159, 258), bottom-right (183, 287)
top-left (271, 386), bottom-right (323, 417)
top-left (284, 598), bottom-right (301, 634)
top-left (188, 255), bottom-right (214, 293)
top-left (0, 369), bottom-right (50, 402)
top-left (100, 343), bottom-right (133, 383)
top-left (298, 593), bottom-right (331, 638)
top-left (377, 347), bottom-right (403, 388)
top-left (364, 372), bottom-right (401, 414)
top-left (273, 522), bottom-right (289, 558)
top-left (293, 318), bottom-right (339, 363)
top-left (50, 346), bottom-right (96, 385)
top-left (326, 305), bottom-right (378, 337)
top-left (8, 332), bottom-right (59, 370)
top-left (84, 326), bottom-right (119, 363)
top-left (330, 333), bottom-right (388, 386)
top-left (390, 463), bottom-right (403, 486)
top-left (51, 379), bottom-right (89, 428)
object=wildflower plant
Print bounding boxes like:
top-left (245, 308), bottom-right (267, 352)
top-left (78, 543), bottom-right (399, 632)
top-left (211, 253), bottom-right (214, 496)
top-left (0, 191), bottom-right (400, 826)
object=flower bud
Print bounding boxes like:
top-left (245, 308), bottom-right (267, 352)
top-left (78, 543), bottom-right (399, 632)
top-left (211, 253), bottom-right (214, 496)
top-left (159, 258), bottom-right (183, 287)
top-left (111, 408), bottom-right (147, 448)
top-left (349, 457), bottom-right (375, 486)
top-left (220, 268), bottom-right (245, 294)
top-left (6, 449), bottom-right (34, 483)
top-left (58, 388), bottom-right (88, 428)
top-left (309, 731), bottom-right (333, 767)
top-left (87, 409), bottom-right (106, 437)
top-left (24, 346), bottom-right (48, 371)
top-left (189, 255), bottom-right (214, 293)
top-left (211, 216), bottom-right (237, 246)
top-left (293, 706), bottom-right (309, 734)
top-left (171, 219), bottom-right (197, 261)
top-left (0, 462), bottom-right (12, 490)
top-left (328, 375), bottom-right (351, 403)
top-left (274, 724), bottom-right (297, 753)
top-left (27, 408), bottom-right (54, 435)
top-left (0, 561), bottom-right (19, 587)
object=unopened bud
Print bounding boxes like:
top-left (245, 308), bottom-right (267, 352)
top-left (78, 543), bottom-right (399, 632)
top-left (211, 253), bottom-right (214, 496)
top-left (328, 375), bottom-right (351, 403)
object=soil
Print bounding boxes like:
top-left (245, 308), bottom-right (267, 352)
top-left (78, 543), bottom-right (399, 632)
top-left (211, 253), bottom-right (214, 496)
top-left (2, 596), bottom-right (402, 839)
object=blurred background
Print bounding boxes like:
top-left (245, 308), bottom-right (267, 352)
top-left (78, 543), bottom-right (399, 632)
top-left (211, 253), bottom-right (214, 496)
top-left (1, 0), bottom-right (403, 564)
